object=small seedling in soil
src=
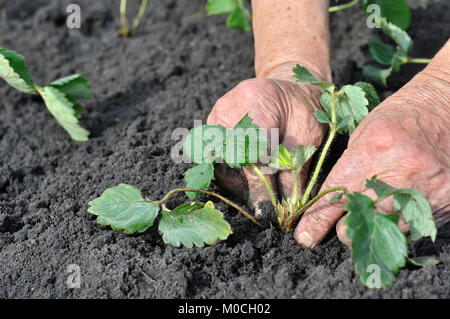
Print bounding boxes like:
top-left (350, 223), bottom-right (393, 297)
top-left (208, 0), bottom-right (411, 32)
top-left (0, 48), bottom-right (91, 141)
top-left (88, 65), bottom-right (438, 289)
top-left (116, 0), bottom-right (149, 38)
top-left (330, 0), bottom-right (411, 30)
top-left (206, 0), bottom-right (251, 31)
top-left (363, 18), bottom-right (431, 87)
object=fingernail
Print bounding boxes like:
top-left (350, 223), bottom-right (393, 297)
top-left (296, 231), bottom-right (315, 248)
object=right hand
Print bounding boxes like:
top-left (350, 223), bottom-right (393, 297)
top-left (207, 74), bottom-right (327, 216)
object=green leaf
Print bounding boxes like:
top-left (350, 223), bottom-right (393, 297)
top-left (184, 114), bottom-right (267, 168)
top-left (0, 48), bottom-right (36, 94)
top-left (268, 145), bottom-right (294, 170)
top-left (88, 184), bottom-right (160, 234)
top-left (49, 74), bottom-right (91, 100)
top-left (363, 0), bottom-right (411, 30)
top-left (291, 145), bottom-right (316, 171)
top-left (184, 124), bottom-right (226, 164)
top-left (226, 5), bottom-right (251, 31)
top-left (406, 256), bottom-right (439, 267)
top-left (292, 64), bottom-right (334, 91)
top-left (39, 85), bottom-right (90, 141)
top-left (380, 18), bottom-right (412, 54)
top-left (336, 115), bottom-right (351, 131)
top-left (315, 109), bottom-right (331, 124)
top-left (223, 114), bottom-right (268, 168)
top-left (394, 191), bottom-right (436, 241)
top-left (158, 201), bottom-right (232, 248)
top-left (366, 177), bottom-right (437, 241)
top-left (184, 163), bottom-right (215, 200)
top-left (334, 85), bottom-right (369, 134)
top-left (368, 36), bottom-right (396, 65)
top-left (345, 192), bottom-right (407, 288)
top-left (330, 193), bottom-right (343, 203)
top-left (362, 65), bottom-right (392, 87)
top-left (354, 82), bottom-right (380, 111)
top-left (206, 0), bottom-right (237, 15)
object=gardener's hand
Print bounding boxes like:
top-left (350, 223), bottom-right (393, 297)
top-left (295, 50), bottom-right (450, 247)
top-left (207, 64), bottom-right (327, 215)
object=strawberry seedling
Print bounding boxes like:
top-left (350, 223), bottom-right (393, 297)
top-left (206, 0), bottom-right (251, 31)
top-left (88, 65), bottom-right (438, 288)
top-left (363, 18), bottom-right (431, 87)
top-left (0, 49), bottom-right (91, 141)
top-left (116, 0), bottom-right (149, 38)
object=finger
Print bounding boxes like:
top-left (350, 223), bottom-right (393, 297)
top-left (275, 81), bottom-right (325, 199)
top-left (294, 148), bottom-right (368, 248)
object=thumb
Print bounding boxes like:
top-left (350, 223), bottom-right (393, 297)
top-left (294, 148), bottom-right (367, 248)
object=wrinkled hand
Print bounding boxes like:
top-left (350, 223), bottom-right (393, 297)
top-left (295, 71), bottom-right (450, 248)
top-left (207, 73), bottom-right (326, 216)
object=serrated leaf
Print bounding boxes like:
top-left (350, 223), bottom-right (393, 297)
top-left (268, 145), bottom-right (293, 170)
top-left (0, 48), bottom-right (36, 94)
top-left (292, 64), bottom-right (334, 91)
top-left (345, 192), bottom-right (407, 288)
top-left (49, 73), bottom-right (91, 100)
top-left (363, 0), bottom-right (411, 30)
top-left (88, 184), bottom-right (160, 234)
top-left (368, 36), bottom-right (396, 65)
top-left (354, 82), bottom-right (380, 111)
top-left (184, 163), bottom-right (215, 200)
top-left (226, 5), bottom-right (251, 31)
top-left (336, 115), bottom-right (351, 131)
top-left (184, 124), bottom-right (226, 164)
top-left (366, 177), bottom-right (437, 241)
top-left (394, 191), bottom-right (436, 241)
top-left (40, 85), bottom-right (90, 141)
top-left (380, 18), bottom-right (412, 54)
top-left (362, 65), bottom-right (392, 87)
top-left (206, 0), bottom-right (237, 15)
top-left (335, 85), bottom-right (369, 134)
top-left (329, 193), bottom-right (343, 203)
top-left (291, 145), bottom-right (316, 171)
top-left (406, 256), bottom-right (439, 267)
top-left (184, 114), bottom-right (267, 168)
top-left (223, 114), bottom-right (268, 168)
top-left (315, 108), bottom-right (331, 124)
top-left (158, 202), bottom-right (232, 248)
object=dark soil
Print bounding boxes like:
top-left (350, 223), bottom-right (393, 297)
top-left (0, 0), bottom-right (449, 298)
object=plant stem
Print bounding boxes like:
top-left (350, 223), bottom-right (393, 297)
top-left (249, 163), bottom-right (279, 212)
top-left (289, 169), bottom-right (300, 214)
top-left (286, 186), bottom-right (348, 231)
top-left (158, 188), bottom-right (263, 228)
top-left (299, 92), bottom-right (338, 207)
top-left (132, 0), bottom-right (148, 31)
top-left (329, 0), bottom-right (359, 12)
top-left (119, 0), bottom-right (129, 36)
top-left (406, 57), bottom-right (432, 64)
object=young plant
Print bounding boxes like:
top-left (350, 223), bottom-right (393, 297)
top-left (330, 0), bottom-right (411, 30)
top-left (363, 18), bottom-right (431, 87)
top-left (116, 0), bottom-right (149, 38)
top-left (88, 115), bottom-right (267, 247)
top-left (206, 0), bottom-right (251, 31)
top-left (88, 66), bottom-right (438, 289)
top-left (0, 48), bottom-right (91, 141)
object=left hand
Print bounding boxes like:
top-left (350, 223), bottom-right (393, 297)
top-left (294, 69), bottom-right (450, 248)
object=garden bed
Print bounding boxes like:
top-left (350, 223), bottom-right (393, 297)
top-left (0, 0), bottom-right (449, 298)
